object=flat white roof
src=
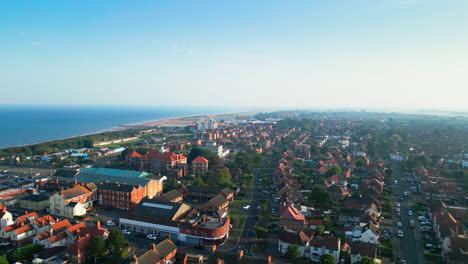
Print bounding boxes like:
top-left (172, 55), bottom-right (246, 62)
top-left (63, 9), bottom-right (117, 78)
top-left (142, 202), bottom-right (173, 210)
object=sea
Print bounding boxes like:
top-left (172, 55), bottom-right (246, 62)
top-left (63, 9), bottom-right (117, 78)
top-left (0, 105), bottom-right (232, 149)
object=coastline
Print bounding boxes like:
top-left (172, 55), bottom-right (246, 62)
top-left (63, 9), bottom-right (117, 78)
top-left (0, 111), bottom-right (254, 150)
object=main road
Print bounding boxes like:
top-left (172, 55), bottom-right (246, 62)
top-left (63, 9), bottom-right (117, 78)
top-left (391, 161), bottom-right (425, 264)
top-left (236, 155), bottom-right (271, 255)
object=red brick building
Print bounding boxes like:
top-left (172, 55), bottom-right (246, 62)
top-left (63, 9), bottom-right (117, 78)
top-left (126, 148), bottom-right (187, 178)
top-left (98, 182), bottom-right (145, 210)
top-left (191, 156), bottom-right (209, 175)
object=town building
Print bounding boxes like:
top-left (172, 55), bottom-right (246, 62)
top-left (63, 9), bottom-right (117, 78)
top-left (98, 182), bottom-right (145, 210)
top-left (49, 185), bottom-right (97, 218)
top-left (126, 148), bottom-right (187, 178)
top-left (191, 156), bottom-right (209, 175)
top-left (119, 199), bottom-right (230, 245)
top-left (60, 167), bottom-right (163, 199)
top-left (18, 194), bottom-right (50, 211)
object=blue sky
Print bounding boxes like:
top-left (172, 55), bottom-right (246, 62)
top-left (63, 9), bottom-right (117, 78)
top-left (1, 0), bottom-right (467, 110)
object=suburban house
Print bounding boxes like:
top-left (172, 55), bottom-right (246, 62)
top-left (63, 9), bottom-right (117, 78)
top-left (307, 236), bottom-right (341, 263)
top-left (278, 203), bottom-right (306, 231)
top-left (350, 242), bottom-right (377, 264)
top-left (359, 223), bottom-right (379, 244)
top-left (131, 239), bottom-right (178, 264)
top-left (278, 229), bottom-right (310, 256)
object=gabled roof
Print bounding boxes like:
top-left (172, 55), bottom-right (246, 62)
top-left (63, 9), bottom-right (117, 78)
top-left (279, 204), bottom-right (305, 221)
top-left (126, 151), bottom-right (142, 158)
top-left (192, 156), bottom-right (209, 164)
top-left (309, 236), bottom-right (340, 251)
top-left (278, 229), bottom-right (309, 245)
top-left (351, 242), bottom-right (377, 258)
top-left (61, 186), bottom-right (92, 200)
top-left (17, 212), bottom-right (39, 223)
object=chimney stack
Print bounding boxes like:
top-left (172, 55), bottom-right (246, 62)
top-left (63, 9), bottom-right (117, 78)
top-left (133, 255), bottom-right (138, 264)
top-left (96, 220), bottom-right (100, 229)
top-left (216, 259), bottom-right (222, 264)
top-left (267, 256), bottom-right (272, 264)
top-left (151, 243), bottom-right (156, 251)
top-left (211, 245), bottom-right (216, 252)
top-left (74, 179), bottom-right (78, 185)
top-left (238, 249), bottom-right (243, 259)
top-left (166, 235), bottom-right (170, 240)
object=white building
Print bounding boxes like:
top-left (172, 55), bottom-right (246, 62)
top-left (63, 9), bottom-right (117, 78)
top-left (0, 207), bottom-right (13, 228)
top-left (359, 223), bottom-right (379, 244)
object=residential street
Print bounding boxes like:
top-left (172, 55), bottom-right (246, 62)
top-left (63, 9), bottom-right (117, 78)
top-left (391, 161), bottom-right (426, 264)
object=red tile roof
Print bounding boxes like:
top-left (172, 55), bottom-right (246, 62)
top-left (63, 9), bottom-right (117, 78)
top-left (192, 156), bottom-right (208, 164)
top-left (48, 231), bottom-right (68, 244)
top-left (13, 224), bottom-right (34, 235)
top-left (16, 212), bottom-right (39, 223)
top-left (141, 151), bottom-right (186, 162)
top-left (126, 151), bottom-right (142, 158)
top-left (279, 204), bottom-right (305, 222)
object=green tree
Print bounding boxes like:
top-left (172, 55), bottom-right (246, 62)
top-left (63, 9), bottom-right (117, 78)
top-left (320, 145), bottom-right (331, 154)
top-left (325, 166), bottom-right (342, 177)
top-left (213, 168), bottom-right (232, 186)
top-left (319, 253), bottom-right (336, 264)
top-left (187, 147), bottom-right (204, 164)
top-left (355, 159), bottom-right (365, 168)
top-left (0, 256), bottom-right (8, 264)
top-left (106, 230), bottom-right (126, 256)
top-left (309, 185), bottom-right (332, 205)
top-left (253, 226), bottom-right (269, 239)
top-left (316, 225), bottom-right (325, 235)
top-left (358, 256), bottom-right (376, 264)
top-left (91, 236), bottom-right (106, 261)
top-left (284, 244), bottom-right (300, 259)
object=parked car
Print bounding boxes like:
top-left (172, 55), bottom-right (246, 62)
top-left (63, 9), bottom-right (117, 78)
top-left (122, 230), bottom-right (131, 235)
top-left (397, 222), bottom-right (402, 227)
top-left (408, 211), bottom-right (413, 216)
top-left (243, 205), bottom-right (250, 210)
top-left (396, 203), bottom-right (400, 207)
top-left (425, 244), bottom-right (435, 249)
top-left (146, 234), bottom-right (157, 240)
top-left (175, 240), bottom-right (184, 246)
top-left (418, 216), bottom-right (428, 221)
top-left (106, 221), bottom-right (116, 226)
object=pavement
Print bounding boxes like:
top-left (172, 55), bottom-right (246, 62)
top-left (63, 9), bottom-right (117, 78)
top-left (391, 161), bottom-right (426, 264)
